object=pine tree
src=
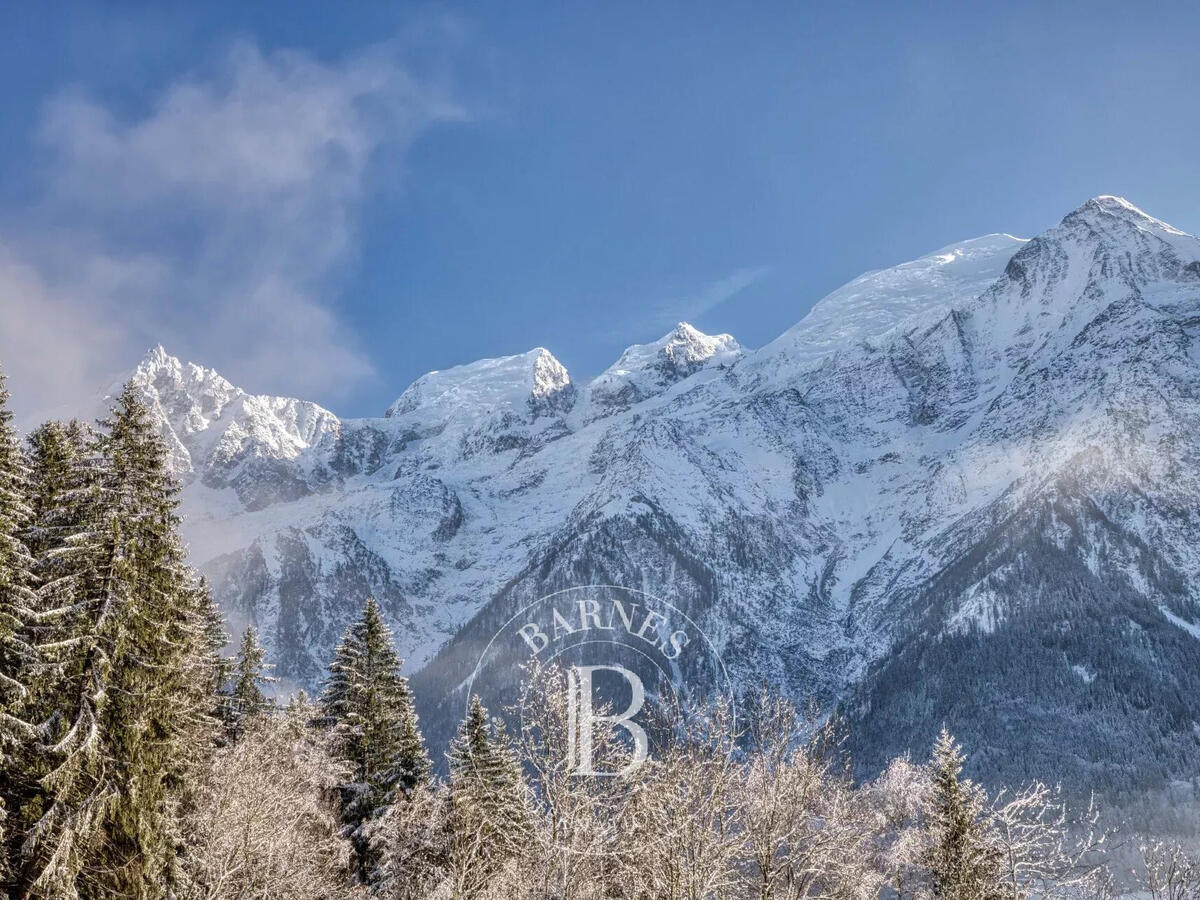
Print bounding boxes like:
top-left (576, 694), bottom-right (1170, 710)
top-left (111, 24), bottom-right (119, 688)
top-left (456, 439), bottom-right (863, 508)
top-left (22, 384), bottom-right (221, 898)
top-left (924, 728), bottom-right (1001, 899)
top-left (321, 596), bottom-right (431, 882)
top-left (447, 695), bottom-right (529, 872)
top-left (24, 420), bottom-right (87, 558)
top-left (15, 416), bottom-right (116, 895)
top-left (193, 576), bottom-right (230, 720)
top-left (21, 418), bottom-right (89, 713)
top-left (0, 366), bottom-right (39, 887)
top-left (175, 577), bottom-right (226, 792)
top-left (222, 625), bottom-right (274, 741)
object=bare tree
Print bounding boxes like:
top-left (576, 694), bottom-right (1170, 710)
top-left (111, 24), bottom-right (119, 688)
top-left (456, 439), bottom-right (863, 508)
top-left (1140, 839), bottom-right (1200, 900)
top-left (617, 699), bottom-right (743, 900)
top-left (180, 700), bottom-right (362, 900)
top-left (361, 672), bottom-right (1125, 900)
top-left (368, 782), bottom-right (450, 900)
top-left (987, 783), bottom-right (1109, 899)
top-left (511, 661), bottom-right (630, 900)
top-left (738, 693), bottom-right (881, 898)
top-left (862, 756), bottom-right (934, 899)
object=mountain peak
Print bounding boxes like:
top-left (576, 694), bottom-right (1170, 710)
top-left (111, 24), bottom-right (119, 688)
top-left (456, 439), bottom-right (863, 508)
top-left (138, 344), bottom-right (181, 373)
top-left (603, 322), bottom-right (741, 380)
top-left (1066, 195), bottom-right (1187, 238)
top-left (584, 323), bottom-right (741, 415)
top-left (1091, 194), bottom-right (1142, 211)
top-left (669, 321), bottom-right (704, 339)
top-left (752, 232), bottom-right (1026, 378)
top-left (660, 321), bottom-right (741, 363)
top-left (131, 346), bottom-right (238, 403)
top-left (385, 347), bottom-right (573, 421)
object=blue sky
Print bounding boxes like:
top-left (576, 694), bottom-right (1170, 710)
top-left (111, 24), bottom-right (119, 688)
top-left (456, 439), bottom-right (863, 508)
top-left (1, 1), bottom-right (1198, 421)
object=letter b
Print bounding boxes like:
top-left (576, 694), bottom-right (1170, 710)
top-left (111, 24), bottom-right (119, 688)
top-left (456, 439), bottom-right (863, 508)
top-left (566, 664), bottom-right (649, 777)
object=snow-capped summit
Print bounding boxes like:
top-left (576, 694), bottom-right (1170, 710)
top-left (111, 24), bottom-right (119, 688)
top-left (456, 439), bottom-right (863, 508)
top-left (1072, 195), bottom-right (1189, 237)
top-left (622, 321), bottom-right (741, 377)
top-left (1051, 195), bottom-right (1195, 260)
top-left (127, 346), bottom-right (341, 506)
top-left (586, 322), bottom-right (741, 416)
top-left (385, 347), bottom-right (573, 423)
top-left (966, 195), bottom-right (1200, 374)
top-left (131, 346), bottom-right (242, 438)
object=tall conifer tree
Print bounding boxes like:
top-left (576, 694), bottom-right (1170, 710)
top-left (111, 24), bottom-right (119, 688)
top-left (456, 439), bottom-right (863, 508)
top-left (22, 384), bottom-right (220, 899)
top-left (447, 695), bottom-right (529, 871)
top-left (223, 625), bottom-right (274, 741)
top-left (924, 728), bottom-right (1001, 899)
top-left (0, 367), bottom-right (39, 888)
top-left (321, 596), bottom-right (431, 882)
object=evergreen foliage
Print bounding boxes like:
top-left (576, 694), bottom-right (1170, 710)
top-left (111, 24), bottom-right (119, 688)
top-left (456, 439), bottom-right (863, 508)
top-left (13, 384), bottom-right (224, 898)
top-left (0, 367), bottom-right (38, 889)
top-left (447, 695), bottom-right (529, 869)
top-left (924, 728), bottom-right (1001, 899)
top-left (321, 596), bottom-right (431, 882)
top-left (222, 625), bottom-right (275, 741)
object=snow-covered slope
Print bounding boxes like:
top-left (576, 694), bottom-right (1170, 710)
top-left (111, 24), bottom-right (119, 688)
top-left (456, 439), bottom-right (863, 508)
top-left (751, 232), bottom-right (1026, 378)
top-left (123, 197), bottom-right (1200, 791)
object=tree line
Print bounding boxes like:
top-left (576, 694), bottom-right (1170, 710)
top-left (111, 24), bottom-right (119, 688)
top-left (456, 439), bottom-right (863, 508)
top-left (0, 366), bottom-right (1196, 899)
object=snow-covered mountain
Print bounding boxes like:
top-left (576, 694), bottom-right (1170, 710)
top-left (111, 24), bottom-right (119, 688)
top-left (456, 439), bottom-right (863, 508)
top-left (123, 196), bottom-right (1200, 792)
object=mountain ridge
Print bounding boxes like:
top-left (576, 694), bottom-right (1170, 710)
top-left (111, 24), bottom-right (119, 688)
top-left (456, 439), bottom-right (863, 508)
top-left (105, 195), bottom-right (1200, 793)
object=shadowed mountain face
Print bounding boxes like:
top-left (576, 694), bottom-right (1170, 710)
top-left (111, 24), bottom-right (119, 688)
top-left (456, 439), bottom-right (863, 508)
top-left (119, 197), bottom-right (1200, 792)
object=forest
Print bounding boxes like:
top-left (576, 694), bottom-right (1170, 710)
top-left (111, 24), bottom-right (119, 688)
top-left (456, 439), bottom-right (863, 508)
top-left (0, 367), bottom-right (1196, 899)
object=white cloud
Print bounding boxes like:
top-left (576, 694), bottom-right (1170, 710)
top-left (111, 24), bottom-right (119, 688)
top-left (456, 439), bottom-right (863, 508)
top-left (0, 247), bottom-right (132, 423)
top-left (0, 38), bottom-right (464, 426)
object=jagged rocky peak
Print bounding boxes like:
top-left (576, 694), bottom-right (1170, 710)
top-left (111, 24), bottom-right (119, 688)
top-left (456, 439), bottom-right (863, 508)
top-left (587, 322), bottom-right (742, 413)
top-left (653, 321), bottom-right (742, 373)
top-left (132, 345), bottom-right (242, 434)
top-left (385, 346), bottom-right (575, 423)
top-left (124, 346), bottom-right (341, 496)
top-left (978, 197), bottom-right (1200, 365)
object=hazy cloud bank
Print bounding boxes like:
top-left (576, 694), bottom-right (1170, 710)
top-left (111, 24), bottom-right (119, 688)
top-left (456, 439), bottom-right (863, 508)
top-left (0, 37), bottom-right (464, 424)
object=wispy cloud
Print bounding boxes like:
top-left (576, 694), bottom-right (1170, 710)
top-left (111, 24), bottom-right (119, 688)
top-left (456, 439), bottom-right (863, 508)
top-left (611, 265), bottom-right (771, 345)
top-left (682, 266), bottom-right (772, 321)
top-left (0, 38), bottom-right (465, 424)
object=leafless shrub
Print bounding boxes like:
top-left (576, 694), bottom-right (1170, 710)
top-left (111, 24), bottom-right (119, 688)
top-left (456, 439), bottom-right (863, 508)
top-left (180, 701), bottom-right (362, 900)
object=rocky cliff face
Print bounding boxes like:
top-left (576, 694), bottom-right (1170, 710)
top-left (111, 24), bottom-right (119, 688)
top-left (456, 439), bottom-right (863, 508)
top-left (122, 196), bottom-right (1200, 791)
